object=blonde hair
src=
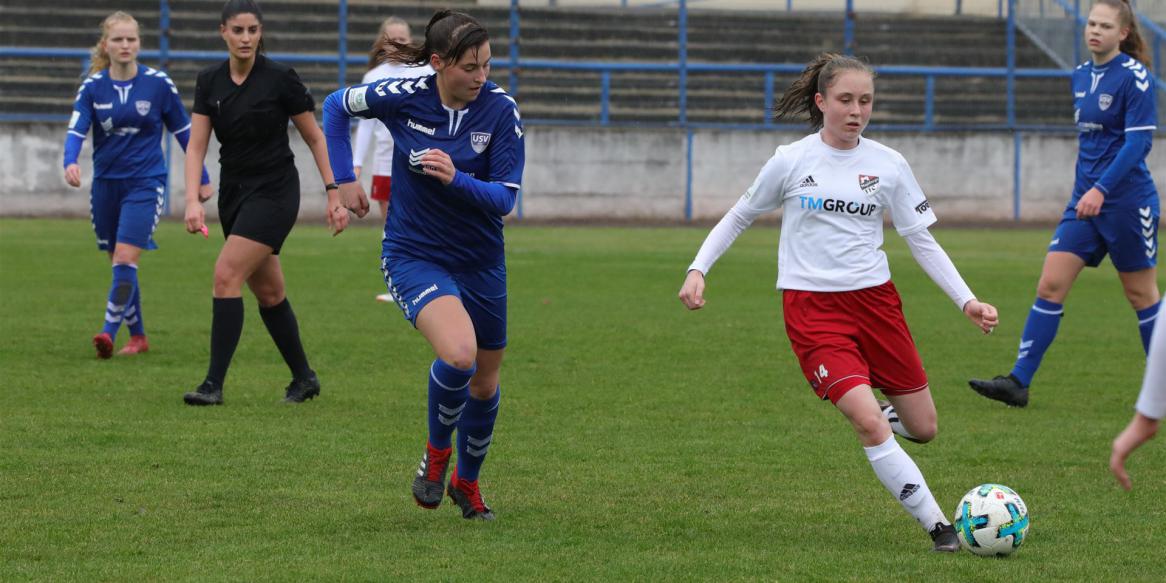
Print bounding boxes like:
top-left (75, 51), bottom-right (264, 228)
top-left (368, 16), bottom-right (410, 70)
top-left (88, 11), bottom-right (139, 76)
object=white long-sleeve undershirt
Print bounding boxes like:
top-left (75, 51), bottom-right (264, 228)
top-left (902, 229), bottom-right (976, 311)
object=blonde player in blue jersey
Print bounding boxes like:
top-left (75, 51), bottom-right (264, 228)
top-left (64, 11), bottom-right (212, 359)
top-left (323, 10), bottom-right (524, 521)
top-left (970, 0), bottom-right (1160, 407)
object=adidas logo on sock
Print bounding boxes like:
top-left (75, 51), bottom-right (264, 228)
top-left (899, 483), bottom-right (920, 501)
top-left (798, 175), bottom-right (818, 188)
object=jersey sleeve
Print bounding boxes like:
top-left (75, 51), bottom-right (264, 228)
top-left (739, 146), bottom-right (794, 215)
top-left (159, 73), bottom-right (191, 135)
top-left (886, 154), bottom-right (937, 237)
top-left (1121, 60), bottom-right (1157, 133)
top-left (280, 67), bottom-right (315, 116)
top-left (192, 69), bottom-right (211, 117)
top-left (486, 89), bottom-right (525, 189)
top-left (63, 78), bottom-right (95, 167)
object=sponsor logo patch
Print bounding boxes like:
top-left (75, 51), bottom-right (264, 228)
top-left (914, 199), bottom-right (931, 214)
top-left (798, 175), bottom-right (818, 188)
top-left (408, 119), bottom-right (436, 136)
top-left (858, 174), bottom-right (880, 195)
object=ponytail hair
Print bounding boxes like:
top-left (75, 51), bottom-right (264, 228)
top-left (774, 53), bottom-right (875, 130)
top-left (380, 10), bottom-right (488, 68)
top-left (368, 16), bottom-right (409, 71)
top-left (88, 11), bottom-right (138, 76)
top-left (1095, 0), bottom-right (1152, 69)
top-left (220, 0), bottom-right (265, 54)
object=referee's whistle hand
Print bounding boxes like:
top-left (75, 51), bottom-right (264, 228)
top-left (184, 202), bottom-right (205, 235)
top-left (679, 270), bottom-right (706, 310)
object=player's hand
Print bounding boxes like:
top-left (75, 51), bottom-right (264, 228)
top-left (184, 201), bottom-right (205, 235)
top-left (326, 191), bottom-right (349, 236)
top-left (1110, 413), bottom-right (1159, 491)
top-left (338, 182), bottom-right (369, 218)
top-left (420, 149), bottom-right (456, 186)
top-left (963, 299), bottom-right (998, 334)
top-left (64, 164), bottom-right (82, 188)
top-left (678, 270), bottom-right (707, 310)
top-left (198, 183), bottom-right (215, 203)
top-left (1075, 187), bottom-right (1104, 219)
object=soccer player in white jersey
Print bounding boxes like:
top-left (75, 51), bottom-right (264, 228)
top-left (64, 11), bottom-right (212, 359)
top-left (970, 0), bottom-right (1160, 407)
top-left (678, 53), bottom-right (999, 552)
top-left (353, 16), bottom-right (433, 302)
top-left (324, 10), bottom-right (524, 521)
top-left (1111, 311), bottom-right (1166, 490)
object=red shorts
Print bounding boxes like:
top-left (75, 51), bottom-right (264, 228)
top-left (370, 175), bottom-right (392, 202)
top-left (782, 281), bottom-right (928, 405)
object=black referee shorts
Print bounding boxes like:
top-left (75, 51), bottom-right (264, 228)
top-left (217, 166), bottom-right (300, 255)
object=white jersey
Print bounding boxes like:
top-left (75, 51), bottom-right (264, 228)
top-left (353, 62), bottom-right (434, 176)
top-left (1136, 309), bottom-right (1166, 420)
top-left (691, 131), bottom-right (938, 292)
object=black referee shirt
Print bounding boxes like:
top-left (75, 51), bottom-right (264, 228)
top-left (193, 54), bottom-right (315, 180)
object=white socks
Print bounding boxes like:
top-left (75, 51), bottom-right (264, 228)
top-left (881, 403), bottom-right (919, 441)
top-left (864, 435), bottom-right (947, 530)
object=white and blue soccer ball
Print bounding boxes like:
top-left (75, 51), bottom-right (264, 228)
top-left (953, 484), bottom-right (1030, 556)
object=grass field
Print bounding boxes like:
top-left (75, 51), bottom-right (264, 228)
top-left (2, 218), bottom-right (1164, 581)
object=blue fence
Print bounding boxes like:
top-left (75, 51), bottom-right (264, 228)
top-left (3, 0), bottom-right (1164, 221)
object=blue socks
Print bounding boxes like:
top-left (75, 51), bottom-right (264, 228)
top-left (1009, 297), bottom-right (1064, 388)
top-left (427, 359), bottom-right (474, 450)
top-left (125, 281), bottom-right (144, 337)
top-left (1137, 302), bottom-right (1160, 354)
top-left (456, 388), bottom-right (500, 482)
top-left (101, 263), bottom-right (138, 340)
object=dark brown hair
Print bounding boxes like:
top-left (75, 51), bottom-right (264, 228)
top-left (774, 53), bottom-right (875, 130)
top-left (220, 0), bottom-right (265, 54)
top-left (1094, 0), bottom-right (1152, 69)
top-left (379, 10), bottom-right (488, 68)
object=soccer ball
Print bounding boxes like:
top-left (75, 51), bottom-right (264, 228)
top-left (952, 484), bottom-right (1030, 556)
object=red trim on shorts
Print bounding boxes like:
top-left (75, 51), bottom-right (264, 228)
top-left (370, 175), bottom-right (392, 202)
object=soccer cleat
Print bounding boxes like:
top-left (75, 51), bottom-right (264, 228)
top-left (93, 333), bottom-right (114, 359)
top-left (968, 374), bottom-right (1029, 408)
top-left (183, 380), bottom-right (223, 406)
top-left (929, 522), bottom-right (960, 553)
top-left (375, 293), bottom-right (393, 303)
top-left (283, 372), bottom-right (320, 403)
top-left (412, 442), bottom-right (452, 509)
top-left (117, 335), bottom-right (149, 356)
top-left (447, 469), bottom-right (495, 521)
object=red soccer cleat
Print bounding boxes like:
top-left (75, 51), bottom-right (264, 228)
top-left (93, 333), bottom-right (114, 359)
top-left (447, 469), bottom-right (495, 521)
top-left (117, 335), bottom-right (149, 356)
top-left (411, 442), bottom-right (452, 509)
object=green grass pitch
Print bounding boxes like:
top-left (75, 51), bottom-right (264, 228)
top-left (1, 218), bottom-right (1163, 581)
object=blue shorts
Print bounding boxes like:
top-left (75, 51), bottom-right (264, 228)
top-left (90, 177), bottom-right (165, 251)
top-left (1050, 206), bottom-right (1159, 272)
top-left (381, 255), bottom-right (508, 350)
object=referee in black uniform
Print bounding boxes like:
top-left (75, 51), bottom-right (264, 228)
top-left (181, 0), bottom-right (349, 406)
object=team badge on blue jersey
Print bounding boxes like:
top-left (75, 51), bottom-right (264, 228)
top-left (135, 100), bottom-right (151, 116)
top-left (1098, 94), bottom-right (1113, 111)
top-left (470, 132), bottom-right (491, 154)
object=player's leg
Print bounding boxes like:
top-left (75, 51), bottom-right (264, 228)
top-left (970, 219), bottom-right (1095, 405)
top-left (412, 294), bottom-right (478, 510)
top-left (113, 178), bottom-right (163, 356)
top-left (247, 255), bottom-right (318, 402)
top-left (1105, 205), bottom-right (1161, 353)
top-left (448, 263), bottom-right (507, 520)
top-left (883, 389), bottom-right (938, 444)
top-left (836, 386), bottom-right (957, 551)
top-left (183, 235), bottom-right (273, 406)
top-left (89, 179), bottom-right (124, 358)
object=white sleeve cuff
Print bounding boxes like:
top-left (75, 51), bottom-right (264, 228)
top-left (902, 229), bottom-right (976, 310)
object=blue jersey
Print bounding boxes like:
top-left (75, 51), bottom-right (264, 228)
top-left (64, 64), bottom-right (194, 180)
top-left (324, 75), bottom-right (525, 270)
top-left (1071, 54), bottom-right (1158, 213)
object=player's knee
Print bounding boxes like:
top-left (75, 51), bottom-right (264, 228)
top-left (1035, 277), bottom-right (1069, 302)
top-left (853, 411), bottom-right (891, 444)
top-left (442, 345), bottom-right (477, 371)
top-left (912, 421), bottom-right (938, 443)
top-left (212, 264), bottom-right (245, 296)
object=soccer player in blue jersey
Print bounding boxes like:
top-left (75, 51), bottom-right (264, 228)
top-left (970, 0), bottom-right (1160, 407)
top-left (323, 10), bottom-right (524, 520)
top-left (64, 11), bottom-right (212, 359)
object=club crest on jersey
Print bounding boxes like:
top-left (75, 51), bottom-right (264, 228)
top-left (135, 100), bottom-right (151, 116)
top-left (858, 174), bottom-right (880, 195)
top-left (470, 132), bottom-right (492, 154)
top-left (1098, 93), bottom-right (1113, 111)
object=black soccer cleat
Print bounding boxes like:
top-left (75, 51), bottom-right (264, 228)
top-left (447, 470), bottom-right (496, 521)
top-left (412, 442), bottom-right (452, 509)
top-left (929, 522), bottom-right (960, 553)
top-left (968, 374), bottom-right (1029, 408)
top-left (283, 372), bottom-right (320, 403)
top-left (183, 380), bottom-right (223, 406)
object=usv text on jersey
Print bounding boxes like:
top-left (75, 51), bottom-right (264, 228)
top-left (799, 196), bottom-right (878, 216)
